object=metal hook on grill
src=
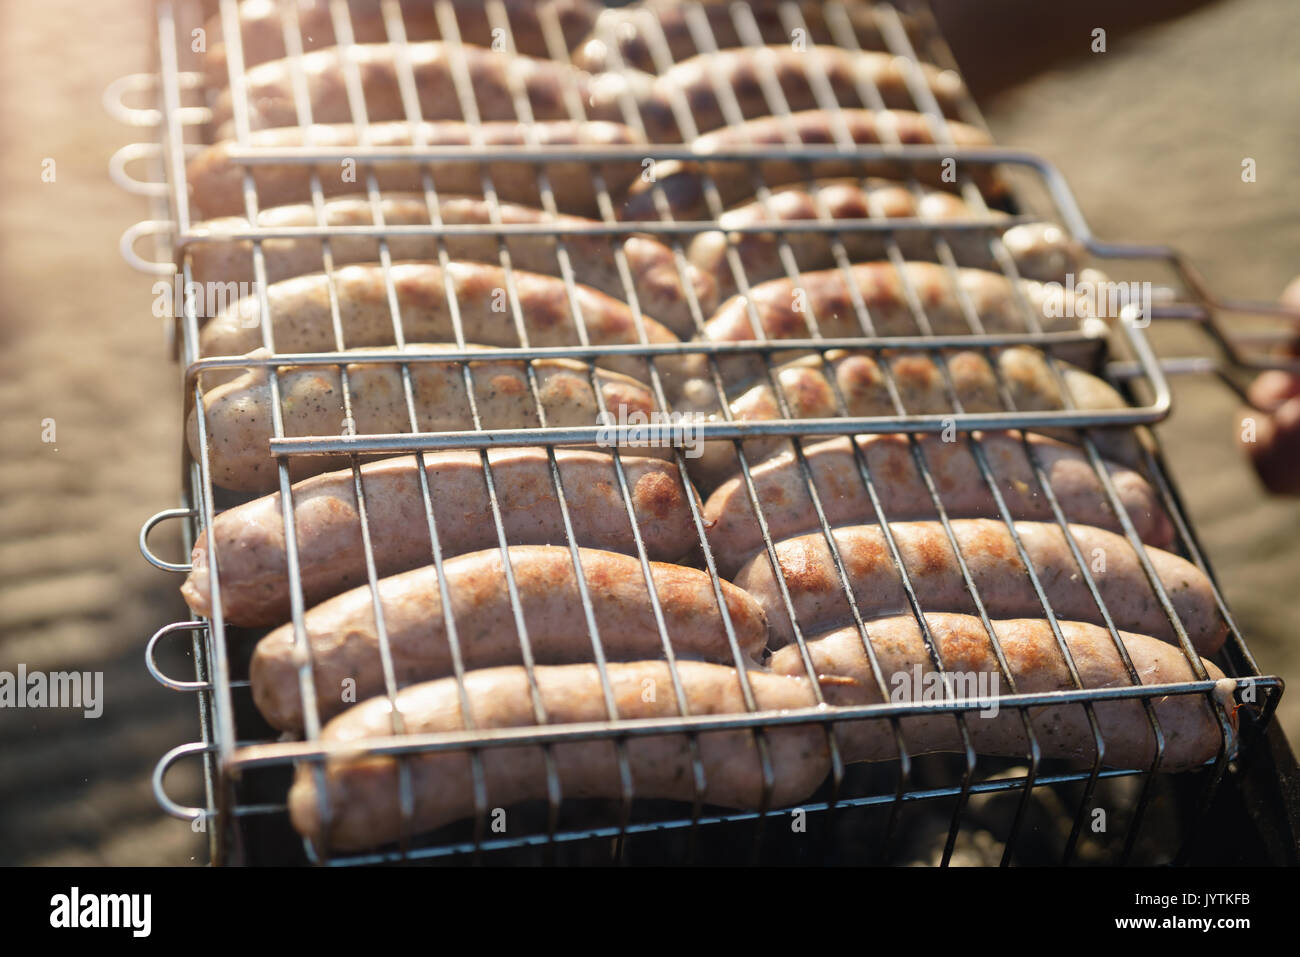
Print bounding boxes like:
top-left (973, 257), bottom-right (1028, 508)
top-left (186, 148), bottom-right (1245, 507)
top-left (120, 220), bottom-right (179, 277)
top-left (102, 71), bottom-right (208, 127)
top-left (109, 143), bottom-right (170, 198)
top-left (140, 506), bottom-right (196, 572)
top-left (146, 620), bottom-right (211, 692)
top-left (152, 742), bottom-right (215, 823)
top-left (103, 72), bottom-right (165, 126)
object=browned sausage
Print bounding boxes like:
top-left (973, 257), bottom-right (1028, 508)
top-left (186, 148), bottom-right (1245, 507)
top-left (630, 47), bottom-right (966, 142)
top-left (734, 519), bottom-right (1227, 654)
top-left (572, 0), bottom-right (928, 74)
top-left (199, 261), bottom-right (693, 389)
top-left (211, 41), bottom-right (963, 142)
top-left (1233, 279), bottom-right (1300, 495)
top-left (286, 660), bottom-right (831, 851)
top-left (683, 346), bottom-right (1144, 488)
top-left (209, 42), bottom-right (641, 137)
top-left (693, 261), bottom-right (1097, 387)
top-left (182, 448), bottom-right (700, 626)
top-left (688, 178), bottom-right (1084, 301)
top-left (187, 193), bottom-right (716, 338)
top-left (702, 431), bottom-right (1174, 575)
top-left (769, 614), bottom-right (1232, 772)
top-left (621, 109), bottom-right (1005, 222)
top-left (1237, 371), bottom-right (1300, 496)
top-left (186, 121), bottom-right (645, 219)
top-left (283, 616), bottom-right (1233, 850)
top-left (205, 0), bottom-right (599, 84)
top-left (251, 546), bottom-right (768, 731)
top-left (189, 345), bottom-right (666, 492)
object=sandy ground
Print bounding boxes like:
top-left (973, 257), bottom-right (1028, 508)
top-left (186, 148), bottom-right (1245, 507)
top-left (0, 0), bottom-right (1295, 865)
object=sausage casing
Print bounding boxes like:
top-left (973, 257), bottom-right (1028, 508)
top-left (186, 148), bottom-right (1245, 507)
top-left (734, 519), bottom-right (1227, 654)
top-left (684, 346), bottom-right (1143, 489)
top-left (287, 661), bottom-right (831, 850)
top-left (703, 431), bottom-right (1174, 575)
top-left (189, 345), bottom-right (665, 492)
top-left (572, 0), bottom-right (927, 74)
top-left (182, 448), bottom-right (700, 626)
top-left (188, 193), bottom-right (716, 338)
top-left (251, 546), bottom-right (768, 731)
top-left (199, 261), bottom-right (691, 388)
top-left (187, 121), bottom-right (645, 219)
top-left (210, 40), bottom-right (961, 143)
top-left (209, 42), bottom-right (632, 136)
top-left (621, 109), bottom-right (1005, 221)
top-left (694, 261), bottom-right (1098, 388)
top-left (687, 178), bottom-right (1083, 302)
top-left (631, 47), bottom-right (966, 142)
top-left (204, 0), bottom-right (598, 83)
top-left (769, 614), bottom-right (1232, 772)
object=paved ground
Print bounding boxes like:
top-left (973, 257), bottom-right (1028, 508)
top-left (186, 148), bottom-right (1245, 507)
top-left (0, 0), bottom-right (1295, 865)
top-left (0, 0), bottom-right (205, 865)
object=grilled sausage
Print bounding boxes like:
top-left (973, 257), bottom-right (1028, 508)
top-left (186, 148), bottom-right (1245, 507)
top-left (210, 41), bottom-right (963, 142)
top-left (287, 660), bottom-right (831, 850)
top-left (1237, 368), bottom-right (1300, 495)
top-left (769, 614), bottom-right (1232, 772)
top-left (199, 261), bottom-right (693, 389)
top-left (703, 431), bottom-right (1174, 575)
top-left (621, 109), bottom-right (1005, 222)
top-left (742, 348), bottom-right (1120, 423)
top-left (734, 519), bottom-right (1227, 654)
top-left (189, 345), bottom-right (665, 492)
top-left (204, 0), bottom-right (599, 84)
top-left (630, 47), bottom-right (966, 142)
top-left (1236, 277), bottom-right (1300, 493)
top-left (688, 179), bottom-right (1084, 301)
top-left (694, 261), bottom-right (1097, 387)
top-left (182, 448), bottom-right (700, 626)
top-left (186, 120), bottom-right (645, 219)
top-left (572, 0), bottom-right (928, 74)
top-left (251, 546), bottom-right (768, 731)
top-left (285, 617), bottom-right (1231, 850)
top-left (684, 346), bottom-right (1143, 489)
top-left (995, 345), bottom-right (1146, 466)
top-left (187, 193), bottom-right (716, 337)
top-left (209, 42), bottom-right (641, 137)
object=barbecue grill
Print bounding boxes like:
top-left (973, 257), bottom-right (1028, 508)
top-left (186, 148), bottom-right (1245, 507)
top-left (108, 0), bottom-right (1300, 865)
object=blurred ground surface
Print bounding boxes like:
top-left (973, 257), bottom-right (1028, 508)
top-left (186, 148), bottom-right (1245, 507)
top-left (0, 0), bottom-right (204, 865)
top-left (0, 0), bottom-right (1296, 865)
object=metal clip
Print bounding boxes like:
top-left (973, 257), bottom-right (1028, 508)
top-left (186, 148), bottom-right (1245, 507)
top-left (109, 143), bottom-right (170, 197)
top-left (103, 71), bottom-right (209, 127)
top-left (146, 620), bottom-right (210, 692)
top-left (152, 742), bottom-right (216, 823)
top-left (140, 506), bottom-right (196, 572)
top-left (120, 220), bottom-right (179, 276)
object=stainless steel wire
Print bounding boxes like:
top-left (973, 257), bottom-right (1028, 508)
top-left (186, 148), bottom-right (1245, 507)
top-left (116, 0), bottom-right (1286, 866)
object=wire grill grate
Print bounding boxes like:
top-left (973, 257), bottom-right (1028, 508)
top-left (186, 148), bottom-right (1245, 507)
top-left (115, 0), bottom-right (1295, 866)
